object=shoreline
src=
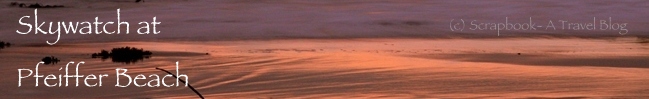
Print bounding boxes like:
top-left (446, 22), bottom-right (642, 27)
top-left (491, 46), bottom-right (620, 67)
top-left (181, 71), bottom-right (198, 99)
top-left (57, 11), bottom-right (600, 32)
top-left (5, 35), bottom-right (649, 47)
top-left (1, 38), bottom-right (648, 98)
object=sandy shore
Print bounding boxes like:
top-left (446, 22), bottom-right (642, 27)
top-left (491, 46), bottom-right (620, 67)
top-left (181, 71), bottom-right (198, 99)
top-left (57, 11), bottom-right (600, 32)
top-left (1, 38), bottom-right (648, 98)
top-left (1, 0), bottom-right (649, 98)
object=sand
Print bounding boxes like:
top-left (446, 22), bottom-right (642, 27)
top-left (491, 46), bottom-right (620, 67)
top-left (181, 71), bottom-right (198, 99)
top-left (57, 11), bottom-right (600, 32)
top-left (1, 0), bottom-right (649, 99)
top-left (0, 38), bottom-right (648, 98)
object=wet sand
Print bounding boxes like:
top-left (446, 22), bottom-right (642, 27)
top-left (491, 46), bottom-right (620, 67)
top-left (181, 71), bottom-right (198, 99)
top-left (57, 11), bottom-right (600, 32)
top-left (1, 0), bottom-right (649, 98)
top-left (1, 38), bottom-right (648, 99)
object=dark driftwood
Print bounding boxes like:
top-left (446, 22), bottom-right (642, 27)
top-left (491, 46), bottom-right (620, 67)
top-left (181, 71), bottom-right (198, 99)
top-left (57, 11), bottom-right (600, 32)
top-left (41, 56), bottom-right (60, 65)
top-left (92, 47), bottom-right (152, 64)
top-left (10, 2), bottom-right (65, 8)
top-left (155, 67), bottom-right (204, 99)
top-left (0, 41), bottom-right (10, 49)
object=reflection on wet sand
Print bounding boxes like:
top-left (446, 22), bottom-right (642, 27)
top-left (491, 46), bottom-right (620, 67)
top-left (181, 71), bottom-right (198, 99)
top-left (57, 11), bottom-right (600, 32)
top-left (0, 38), bottom-right (648, 99)
top-left (410, 53), bottom-right (649, 68)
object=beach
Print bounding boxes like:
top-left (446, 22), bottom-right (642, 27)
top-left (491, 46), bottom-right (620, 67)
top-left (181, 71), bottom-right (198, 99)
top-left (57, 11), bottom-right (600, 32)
top-left (1, 38), bottom-right (648, 98)
top-left (1, 0), bottom-right (649, 99)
